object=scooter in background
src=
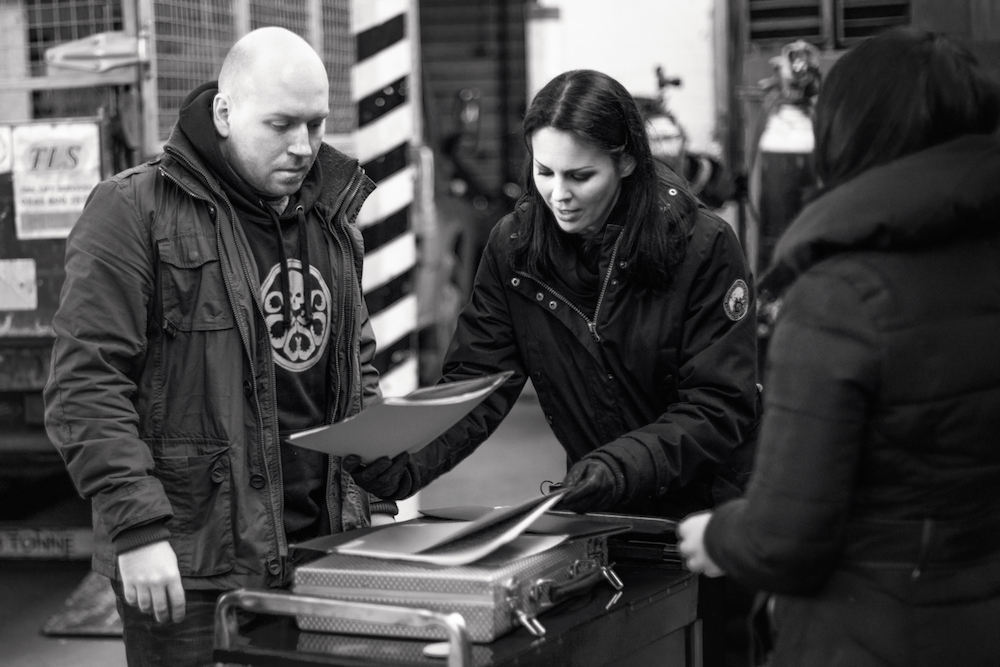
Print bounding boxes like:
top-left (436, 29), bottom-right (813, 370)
top-left (636, 66), bottom-right (734, 210)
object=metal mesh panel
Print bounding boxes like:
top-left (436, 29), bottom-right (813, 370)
top-left (23, 0), bottom-right (123, 77)
top-left (321, 0), bottom-right (354, 134)
top-left (149, 0), bottom-right (355, 142)
top-left (0, 0), bottom-right (122, 122)
top-left (153, 0), bottom-right (234, 141)
top-left (249, 0), bottom-right (308, 34)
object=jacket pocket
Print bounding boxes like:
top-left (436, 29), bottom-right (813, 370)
top-left (158, 234), bottom-right (234, 332)
top-left (151, 438), bottom-right (235, 577)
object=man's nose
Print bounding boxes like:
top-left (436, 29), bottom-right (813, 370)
top-left (288, 126), bottom-right (312, 157)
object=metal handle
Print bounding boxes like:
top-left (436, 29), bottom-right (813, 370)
top-left (214, 588), bottom-right (472, 667)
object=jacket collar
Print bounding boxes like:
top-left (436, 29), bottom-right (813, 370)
top-left (161, 119), bottom-right (367, 217)
top-left (760, 133), bottom-right (1000, 297)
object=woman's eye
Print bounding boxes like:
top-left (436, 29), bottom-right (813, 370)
top-left (570, 173), bottom-right (591, 182)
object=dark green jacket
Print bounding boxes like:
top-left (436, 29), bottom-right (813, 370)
top-left (44, 128), bottom-right (379, 589)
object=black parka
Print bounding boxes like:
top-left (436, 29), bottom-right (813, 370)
top-left (705, 134), bottom-right (1000, 666)
top-left (411, 180), bottom-right (760, 518)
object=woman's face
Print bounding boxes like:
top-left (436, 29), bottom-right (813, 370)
top-left (530, 127), bottom-right (634, 237)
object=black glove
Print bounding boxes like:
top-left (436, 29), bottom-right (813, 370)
top-left (556, 458), bottom-right (622, 513)
top-left (343, 452), bottom-right (416, 500)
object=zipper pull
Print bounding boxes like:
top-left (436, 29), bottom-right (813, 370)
top-left (588, 322), bottom-right (601, 342)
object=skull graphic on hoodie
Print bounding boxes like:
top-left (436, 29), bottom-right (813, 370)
top-left (262, 258), bottom-right (332, 371)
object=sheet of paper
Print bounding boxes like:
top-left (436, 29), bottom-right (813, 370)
top-left (335, 492), bottom-right (567, 566)
top-left (288, 371), bottom-right (512, 461)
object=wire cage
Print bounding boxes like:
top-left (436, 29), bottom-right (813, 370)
top-left (0, 0), bottom-right (356, 149)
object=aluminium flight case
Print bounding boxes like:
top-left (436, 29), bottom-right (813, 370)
top-left (291, 535), bottom-right (622, 643)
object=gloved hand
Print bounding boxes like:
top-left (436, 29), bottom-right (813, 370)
top-left (556, 458), bottom-right (622, 513)
top-left (343, 452), bottom-right (416, 500)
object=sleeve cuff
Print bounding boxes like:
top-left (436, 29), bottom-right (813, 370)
top-left (112, 520), bottom-right (172, 556)
top-left (370, 500), bottom-right (399, 517)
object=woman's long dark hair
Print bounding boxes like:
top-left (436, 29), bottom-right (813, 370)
top-left (814, 27), bottom-right (1000, 192)
top-left (510, 69), bottom-right (692, 290)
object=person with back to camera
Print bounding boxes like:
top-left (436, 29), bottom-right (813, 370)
top-left (677, 27), bottom-right (1000, 666)
top-left (42, 26), bottom-right (391, 667)
top-left (346, 69), bottom-right (761, 664)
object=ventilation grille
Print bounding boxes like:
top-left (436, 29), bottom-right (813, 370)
top-left (837, 0), bottom-right (910, 46)
top-left (748, 0), bottom-right (822, 44)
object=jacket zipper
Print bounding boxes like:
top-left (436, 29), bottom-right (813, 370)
top-left (515, 231), bottom-right (623, 343)
top-left (326, 169), bottom-right (367, 527)
top-left (325, 168), bottom-right (364, 423)
top-left (160, 152), bottom-right (287, 561)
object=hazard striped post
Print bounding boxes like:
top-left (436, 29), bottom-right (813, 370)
top-left (352, 0), bottom-right (418, 398)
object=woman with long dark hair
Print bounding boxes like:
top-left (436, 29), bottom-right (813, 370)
top-left (348, 67), bottom-right (758, 524)
top-left (678, 27), bottom-right (1000, 665)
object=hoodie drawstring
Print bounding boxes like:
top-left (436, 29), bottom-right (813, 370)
top-left (265, 204), bottom-right (293, 332)
top-left (296, 205), bottom-right (312, 323)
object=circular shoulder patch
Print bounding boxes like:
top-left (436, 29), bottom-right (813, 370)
top-left (724, 279), bottom-right (750, 322)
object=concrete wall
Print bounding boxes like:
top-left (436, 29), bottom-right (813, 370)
top-left (526, 0), bottom-right (720, 155)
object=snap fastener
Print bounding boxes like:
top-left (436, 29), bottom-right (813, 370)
top-left (548, 301), bottom-right (557, 310)
top-left (211, 465), bottom-right (226, 484)
top-left (607, 374), bottom-right (614, 380)
top-left (619, 260), bottom-right (628, 269)
top-left (535, 292), bottom-right (544, 301)
top-left (545, 414), bottom-right (553, 424)
top-left (533, 372), bottom-right (541, 380)
top-left (243, 381), bottom-right (253, 397)
top-left (267, 559), bottom-right (281, 575)
top-left (611, 279), bottom-right (619, 286)
top-left (668, 188), bottom-right (678, 196)
top-left (511, 277), bottom-right (520, 287)
top-left (250, 474), bottom-right (266, 489)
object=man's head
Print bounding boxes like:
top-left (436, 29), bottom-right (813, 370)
top-left (213, 27), bottom-right (329, 198)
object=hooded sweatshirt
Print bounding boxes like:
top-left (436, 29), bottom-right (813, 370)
top-left (177, 82), bottom-right (333, 543)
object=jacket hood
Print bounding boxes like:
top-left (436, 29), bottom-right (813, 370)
top-left (760, 133), bottom-right (1000, 296)
top-left (164, 82), bottom-right (368, 215)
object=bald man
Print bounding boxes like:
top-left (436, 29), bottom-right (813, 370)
top-left (44, 27), bottom-right (388, 666)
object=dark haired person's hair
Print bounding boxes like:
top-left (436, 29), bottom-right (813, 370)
top-left (814, 27), bottom-right (1000, 192)
top-left (510, 69), bottom-right (692, 290)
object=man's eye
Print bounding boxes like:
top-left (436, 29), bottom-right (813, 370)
top-left (271, 122), bottom-right (289, 130)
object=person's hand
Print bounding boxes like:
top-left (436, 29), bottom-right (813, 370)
top-left (677, 511), bottom-right (725, 577)
top-left (556, 458), bottom-right (620, 513)
top-left (343, 452), bottom-right (415, 500)
top-left (117, 540), bottom-right (186, 623)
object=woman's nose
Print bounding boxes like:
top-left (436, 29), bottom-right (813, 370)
top-left (551, 178), bottom-right (571, 202)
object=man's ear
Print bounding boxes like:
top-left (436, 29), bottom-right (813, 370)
top-left (620, 154), bottom-right (637, 178)
top-left (213, 93), bottom-right (232, 138)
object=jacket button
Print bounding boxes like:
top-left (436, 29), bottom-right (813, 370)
top-left (619, 260), bottom-right (628, 269)
top-left (267, 559), bottom-right (281, 575)
top-left (535, 292), bottom-right (544, 301)
top-left (548, 301), bottom-right (557, 310)
top-left (250, 474), bottom-right (266, 489)
top-left (607, 374), bottom-right (614, 381)
top-left (658, 486), bottom-right (667, 495)
top-left (210, 465), bottom-right (226, 484)
top-left (511, 277), bottom-right (520, 287)
top-left (243, 381), bottom-right (253, 397)
top-left (611, 279), bottom-right (619, 286)
top-left (545, 414), bottom-right (553, 424)
top-left (533, 372), bottom-right (541, 381)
